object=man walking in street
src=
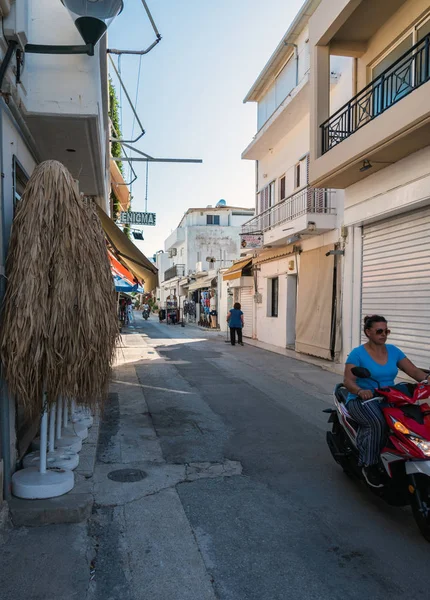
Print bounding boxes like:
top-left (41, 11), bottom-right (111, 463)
top-left (227, 302), bottom-right (244, 346)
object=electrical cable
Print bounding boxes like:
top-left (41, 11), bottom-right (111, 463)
top-left (129, 54), bottom-right (143, 184)
top-left (145, 161), bottom-right (149, 213)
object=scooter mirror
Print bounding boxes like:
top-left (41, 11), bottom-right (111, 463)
top-left (351, 366), bottom-right (371, 379)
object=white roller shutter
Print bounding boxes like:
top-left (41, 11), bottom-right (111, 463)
top-left (239, 287), bottom-right (253, 338)
top-left (362, 207), bottom-right (430, 368)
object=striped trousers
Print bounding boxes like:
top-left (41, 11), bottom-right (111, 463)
top-left (346, 399), bottom-right (387, 467)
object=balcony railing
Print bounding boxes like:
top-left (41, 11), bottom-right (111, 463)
top-left (241, 187), bottom-right (336, 235)
top-left (321, 33), bottom-right (430, 154)
top-left (164, 264), bottom-right (185, 281)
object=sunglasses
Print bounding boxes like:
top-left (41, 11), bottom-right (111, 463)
top-left (375, 328), bottom-right (391, 335)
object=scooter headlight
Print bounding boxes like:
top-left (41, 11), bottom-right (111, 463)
top-left (408, 435), bottom-right (430, 457)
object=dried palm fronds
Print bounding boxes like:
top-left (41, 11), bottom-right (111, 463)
top-left (0, 160), bottom-right (119, 417)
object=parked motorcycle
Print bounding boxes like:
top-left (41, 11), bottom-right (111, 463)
top-left (142, 309), bottom-right (150, 320)
top-left (325, 366), bottom-right (430, 541)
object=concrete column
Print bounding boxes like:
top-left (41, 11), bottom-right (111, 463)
top-left (341, 225), bottom-right (363, 362)
top-left (310, 44), bottom-right (330, 172)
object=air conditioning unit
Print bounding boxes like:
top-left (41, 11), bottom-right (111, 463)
top-left (4, 1), bottom-right (29, 51)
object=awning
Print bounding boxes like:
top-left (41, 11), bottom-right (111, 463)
top-left (223, 258), bottom-right (252, 281)
top-left (96, 204), bottom-right (158, 292)
top-left (188, 276), bottom-right (216, 291)
top-left (110, 159), bottom-right (130, 211)
top-left (109, 251), bottom-right (137, 284)
top-left (253, 245), bottom-right (295, 265)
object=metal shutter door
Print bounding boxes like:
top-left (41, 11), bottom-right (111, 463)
top-left (240, 287), bottom-right (253, 338)
top-left (362, 207), bottom-right (430, 368)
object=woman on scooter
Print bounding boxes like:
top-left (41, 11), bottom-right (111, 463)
top-left (344, 314), bottom-right (429, 488)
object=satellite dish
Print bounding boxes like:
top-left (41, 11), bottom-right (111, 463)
top-left (216, 199), bottom-right (227, 207)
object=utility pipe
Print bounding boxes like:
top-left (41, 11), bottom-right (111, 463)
top-left (0, 40), bottom-right (17, 91)
top-left (0, 105), bottom-right (11, 501)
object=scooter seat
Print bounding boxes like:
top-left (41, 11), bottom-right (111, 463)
top-left (335, 384), bottom-right (349, 404)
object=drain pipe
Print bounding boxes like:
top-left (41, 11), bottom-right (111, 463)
top-left (0, 40), bottom-right (18, 92)
top-left (284, 42), bottom-right (299, 86)
top-left (0, 106), bottom-right (11, 501)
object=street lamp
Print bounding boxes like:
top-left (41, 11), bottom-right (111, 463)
top-left (25, 0), bottom-right (124, 56)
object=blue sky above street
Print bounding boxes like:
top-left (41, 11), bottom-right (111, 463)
top-left (108, 0), bottom-right (304, 257)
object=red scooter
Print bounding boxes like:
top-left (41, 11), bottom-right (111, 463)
top-left (326, 366), bottom-right (430, 541)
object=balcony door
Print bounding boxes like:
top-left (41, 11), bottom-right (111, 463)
top-left (371, 14), bottom-right (430, 115)
top-left (258, 181), bottom-right (275, 231)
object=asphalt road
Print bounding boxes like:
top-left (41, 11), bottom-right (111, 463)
top-left (2, 317), bottom-right (430, 600)
top-left (134, 318), bottom-right (430, 600)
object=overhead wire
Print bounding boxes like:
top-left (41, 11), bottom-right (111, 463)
top-left (129, 54), bottom-right (143, 186)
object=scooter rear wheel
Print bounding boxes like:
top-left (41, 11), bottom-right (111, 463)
top-left (410, 476), bottom-right (430, 542)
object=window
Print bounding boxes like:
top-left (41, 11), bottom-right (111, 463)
top-left (269, 277), bottom-right (279, 317)
top-left (206, 215), bottom-right (220, 225)
top-left (295, 164), bottom-right (301, 189)
top-left (258, 181), bottom-right (275, 213)
top-left (13, 156), bottom-right (29, 209)
top-left (280, 175), bottom-right (286, 201)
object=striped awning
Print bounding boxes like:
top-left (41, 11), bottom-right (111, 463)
top-left (222, 258), bottom-right (252, 281)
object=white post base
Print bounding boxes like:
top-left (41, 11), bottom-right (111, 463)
top-left (32, 434), bottom-right (83, 453)
top-left (62, 422), bottom-right (88, 440)
top-left (55, 435), bottom-right (83, 453)
top-left (12, 467), bottom-right (74, 499)
top-left (71, 413), bottom-right (93, 428)
top-left (23, 450), bottom-right (80, 471)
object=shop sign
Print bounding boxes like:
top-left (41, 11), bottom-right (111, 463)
top-left (119, 211), bottom-right (156, 226)
top-left (240, 233), bottom-right (263, 249)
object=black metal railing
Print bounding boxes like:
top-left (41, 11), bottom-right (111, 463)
top-left (241, 186), bottom-right (336, 235)
top-left (164, 264), bottom-right (185, 281)
top-left (321, 33), bottom-right (430, 154)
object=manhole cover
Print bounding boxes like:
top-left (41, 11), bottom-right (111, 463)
top-left (107, 468), bottom-right (147, 482)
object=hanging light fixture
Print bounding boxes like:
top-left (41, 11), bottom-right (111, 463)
top-left (61, 0), bottom-right (124, 46)
top-left (23, 0), bottom-right (124, 56)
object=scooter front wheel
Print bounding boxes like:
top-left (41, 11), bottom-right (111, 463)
top-left (409, 475), bottom-right (430, 542)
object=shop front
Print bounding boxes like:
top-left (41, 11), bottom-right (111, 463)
top-left (187, 275), bottom-right (218, 328)
top-left (223, 258), bottom-right (253, 338)
top-left (361, 207), bottom-right (430, 368)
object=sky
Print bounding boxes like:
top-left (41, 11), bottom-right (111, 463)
top-left (108, 0), bottom-right (305, 258)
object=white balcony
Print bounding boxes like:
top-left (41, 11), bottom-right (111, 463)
top-left (241, 187), bottom-right (337, 246)
top-left (242, 75), bottom-right (309, 161)
top-left (164, 228), bottom-right (185, 251)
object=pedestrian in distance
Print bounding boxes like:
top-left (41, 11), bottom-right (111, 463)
top-left (227, 302), bottom-right (244, 346)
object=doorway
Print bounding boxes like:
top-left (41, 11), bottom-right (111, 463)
top-left (286, 274), bottom-right (297, 348)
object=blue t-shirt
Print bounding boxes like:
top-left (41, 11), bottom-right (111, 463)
top-left (345, 344), bottom-right (406, 402)
top-left (229, 309), bottom-right (243, 328)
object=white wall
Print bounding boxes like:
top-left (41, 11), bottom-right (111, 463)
top-left (344, 147), bottom-right (430, 226)
top-left (255, 256), bottom-right (294, 347)
top-left (329, 56), bottom-right (354, 115)
top-left (25, 0), bottom-right (103, 118)
top-left (1, 107), bottom-right (37, 472)
top-left (185, 225), bottom-right (243, 273)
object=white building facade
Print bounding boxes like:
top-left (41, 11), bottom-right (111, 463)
top-left (159, 203), bottom-right (254, 328)
top-left (241, 0), bottom-right (352, 359)
top-left (309, 0), bottom-right (430, 367)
